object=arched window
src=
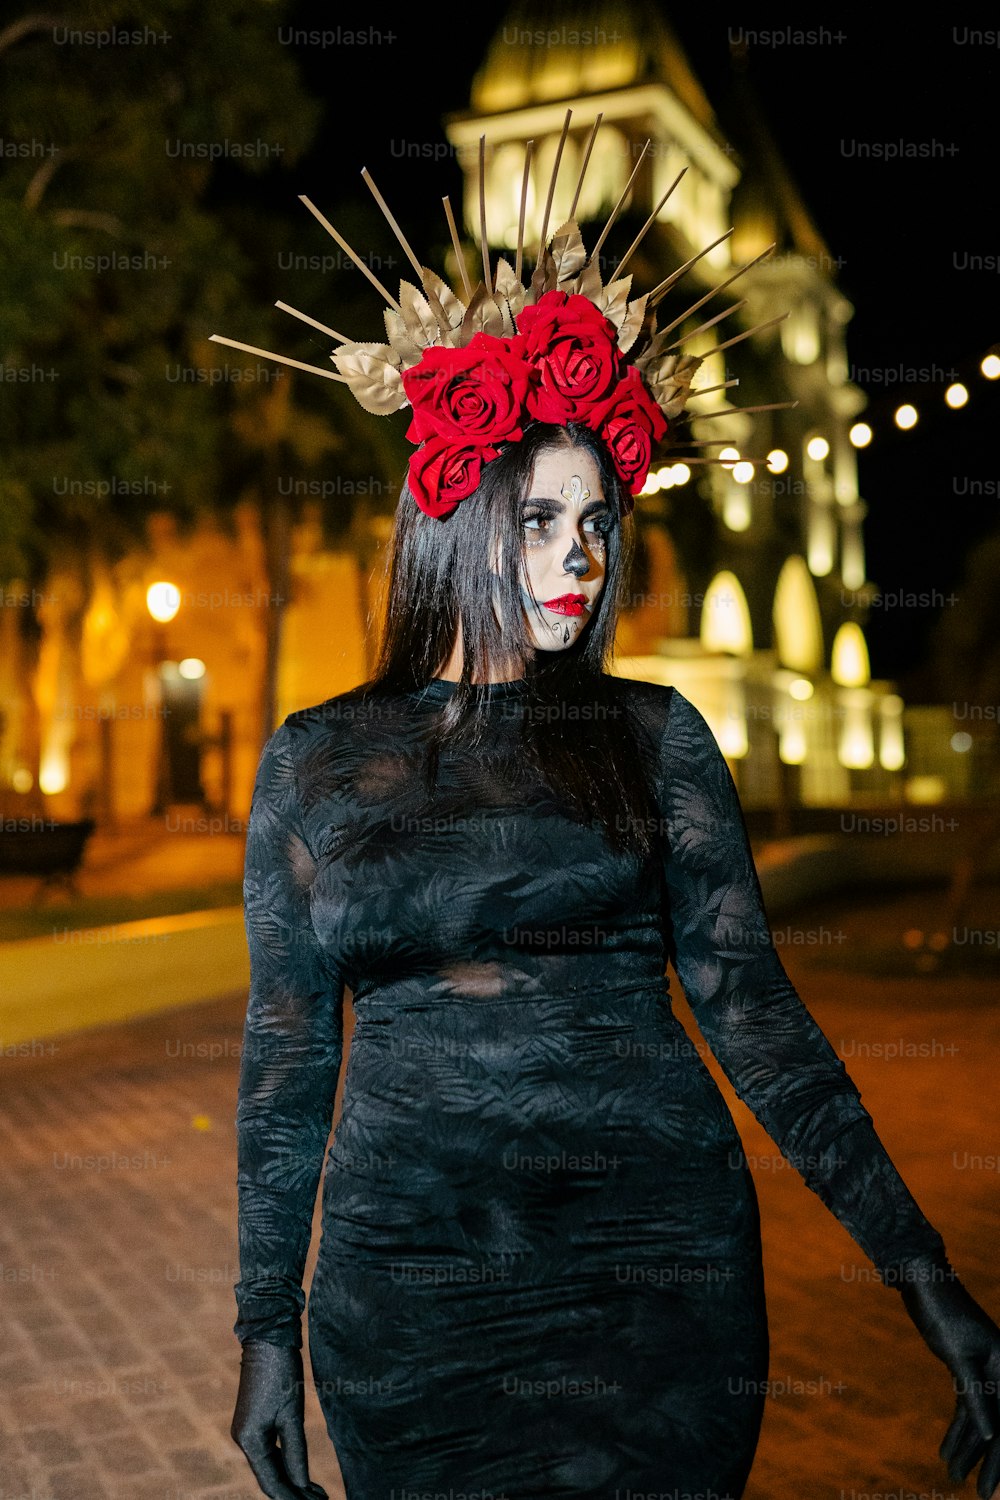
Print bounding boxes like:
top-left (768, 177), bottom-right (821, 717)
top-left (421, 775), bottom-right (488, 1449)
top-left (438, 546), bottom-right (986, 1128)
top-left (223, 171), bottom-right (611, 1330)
top-left (831, 622), bottom-right (871, 687)
top-left (701, 570), bottom-right (753, 655)
top-left (772, 555), bottom-right (824, 671)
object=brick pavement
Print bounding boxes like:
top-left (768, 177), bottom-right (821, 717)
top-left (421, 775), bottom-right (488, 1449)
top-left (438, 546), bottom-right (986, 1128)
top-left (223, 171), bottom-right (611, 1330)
top-left (1, 882), bottom-right (998, 1500)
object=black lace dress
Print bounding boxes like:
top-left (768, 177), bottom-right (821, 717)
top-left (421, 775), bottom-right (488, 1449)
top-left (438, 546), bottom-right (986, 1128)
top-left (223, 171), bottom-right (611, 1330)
top-left (234, 674), bottom-right (947, 1499)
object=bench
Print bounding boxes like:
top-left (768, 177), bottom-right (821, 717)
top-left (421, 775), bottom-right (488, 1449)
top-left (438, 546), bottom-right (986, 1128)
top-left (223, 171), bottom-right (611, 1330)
top-left (0, 818), bottom-right (96, 902)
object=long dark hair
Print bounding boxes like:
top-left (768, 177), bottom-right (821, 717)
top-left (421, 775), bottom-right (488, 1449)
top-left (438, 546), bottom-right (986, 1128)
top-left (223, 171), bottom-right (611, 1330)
top-left (363, 421), bottom-right (661, 862)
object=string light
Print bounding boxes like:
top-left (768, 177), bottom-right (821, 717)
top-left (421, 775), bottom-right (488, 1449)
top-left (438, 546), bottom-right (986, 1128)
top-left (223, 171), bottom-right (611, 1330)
top-left (845, 349), bottom-right (996, 445)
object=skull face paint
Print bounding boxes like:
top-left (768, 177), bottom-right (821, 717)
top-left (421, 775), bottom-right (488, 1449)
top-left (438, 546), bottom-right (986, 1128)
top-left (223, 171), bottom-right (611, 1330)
top-left (506, 444), bottom-right (612, 654)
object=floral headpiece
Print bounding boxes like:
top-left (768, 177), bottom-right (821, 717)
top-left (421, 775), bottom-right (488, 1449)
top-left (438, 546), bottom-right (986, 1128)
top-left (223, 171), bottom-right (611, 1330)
top-left (210, 119), bottom-right (790, 520)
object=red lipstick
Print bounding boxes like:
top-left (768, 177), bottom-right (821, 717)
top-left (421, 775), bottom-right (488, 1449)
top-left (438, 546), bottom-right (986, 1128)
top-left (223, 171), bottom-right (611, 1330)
top-left (543, 594), bottom-right (588, 616)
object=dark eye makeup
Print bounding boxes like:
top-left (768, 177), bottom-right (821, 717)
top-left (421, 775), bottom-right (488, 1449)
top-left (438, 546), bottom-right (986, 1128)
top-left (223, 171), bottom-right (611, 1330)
top-left (521, 502), bottom-right (614, 536)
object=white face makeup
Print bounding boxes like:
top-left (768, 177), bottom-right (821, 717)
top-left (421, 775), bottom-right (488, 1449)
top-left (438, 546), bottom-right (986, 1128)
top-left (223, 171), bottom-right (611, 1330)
top-left (513, 444), bottom-right (611, 654)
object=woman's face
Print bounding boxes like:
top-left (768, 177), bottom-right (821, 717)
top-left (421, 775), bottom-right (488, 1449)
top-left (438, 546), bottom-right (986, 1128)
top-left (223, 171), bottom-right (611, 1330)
top-left (505, 442), bottom-right (612, 654)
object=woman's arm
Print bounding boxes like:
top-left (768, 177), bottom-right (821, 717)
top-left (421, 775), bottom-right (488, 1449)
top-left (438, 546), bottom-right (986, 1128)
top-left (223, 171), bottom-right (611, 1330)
top-left (234, 717), bottom-right (346, 1349)
top-left (655, 685), bottom-right (948, 1284)
top-left (656, 685), bottom-right (1000, 1494)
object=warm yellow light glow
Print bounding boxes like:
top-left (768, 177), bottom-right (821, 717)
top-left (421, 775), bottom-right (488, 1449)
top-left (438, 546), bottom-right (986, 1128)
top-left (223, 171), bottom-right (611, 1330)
top-left (778, 718), bottom-right (808, 765)
top-left (178, 658), bottom-right (206, 680)
top-left (639, 472), bottom-right (660, 496)
top-left (39, 746), bottom-right (69, 795)
top-left (789, 677), bottom-right (814, 701)
top-left (12, 767), bottom-right (33, 793)
top-left (945, 383), bottom-right (968, 409)
top-left (807, 510), bottom-right (834, 576)
top-left (837, 689), bottom-right (874, 769)
top-left (722, 491), bottom-right (751, 531)
top-left (655, 466), bottom-right (673, 487)
top-left (950, 731), bottom-right (973, 753)
top-left (670, 463), bottom-right (691, 485)
top-left (774, 556), bottom-right (824, 671)
top-left (715, 679), bottom-right (748, 758)
top-left (849, 422), bottom-right (872, 448)
top-left (806, 435), bottom-right (830, 461)
top-left (831, 622), bottom-right (871, 687)
top-left (981, 354), bottom-right (1000, 380)
top-left (147, 581), bottom-right (181, 622)
top-left (719, 446), bottom-right (740, 469)
top-left (782, 304), bottom-right (820, 365)
top-left (732, 461), bottom-right (754, 484)
top-left (878, 694), bottom-right (905, 771)
top-left (767, 449), bottom-right (788, 474)
top-left (895, 404), bottom-right (918, 430)
top-left (701, 571), bottom-right (753, 655)
top-left (841, 522), bottom-right (866, 590)
top-left (839, 729), bottom-right (869, 768)
top-left (717, 710), bottom-right (748, 759)
top-left (906, 775), bottom-right (946, 803)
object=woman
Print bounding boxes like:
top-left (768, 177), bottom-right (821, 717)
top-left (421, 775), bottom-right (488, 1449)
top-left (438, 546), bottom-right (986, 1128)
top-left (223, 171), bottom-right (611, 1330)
top-left (229, 418), bottom-right (1000, 1500)
top-left (210, 145), bottom-right (1000, 1495)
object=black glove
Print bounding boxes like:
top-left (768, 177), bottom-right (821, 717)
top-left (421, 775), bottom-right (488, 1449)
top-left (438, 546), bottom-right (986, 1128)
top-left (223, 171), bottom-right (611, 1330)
top-left (898, 1257), bottom-right (1000, 1499)
top-left (231, 1340), bottom-right (329, 1500)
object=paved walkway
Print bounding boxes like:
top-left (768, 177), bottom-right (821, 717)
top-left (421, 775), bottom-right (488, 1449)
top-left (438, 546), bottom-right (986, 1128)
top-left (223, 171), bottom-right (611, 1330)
top-left (1, 881), bottom-right (998, 1499)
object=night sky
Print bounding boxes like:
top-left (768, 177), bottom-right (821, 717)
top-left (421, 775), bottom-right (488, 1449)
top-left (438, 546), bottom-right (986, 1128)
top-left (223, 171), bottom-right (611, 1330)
top-left (271, 7), bottom-right (999, 686)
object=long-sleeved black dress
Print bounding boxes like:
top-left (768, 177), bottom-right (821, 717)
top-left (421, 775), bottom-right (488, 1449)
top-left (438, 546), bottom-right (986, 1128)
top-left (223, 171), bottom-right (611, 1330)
top-left (234, 673), bottom-right (948, 1500)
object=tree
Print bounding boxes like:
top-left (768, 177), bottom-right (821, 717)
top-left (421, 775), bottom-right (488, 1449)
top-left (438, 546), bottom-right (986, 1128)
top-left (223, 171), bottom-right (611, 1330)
top-left (0, 0), bottom-right (405, 788)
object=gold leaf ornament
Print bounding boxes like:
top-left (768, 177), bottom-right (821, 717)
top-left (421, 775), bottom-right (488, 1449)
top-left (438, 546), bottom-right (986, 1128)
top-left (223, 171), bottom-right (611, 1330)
top-left (649, 352), bottom-right (704, 418)
top-left (615, 294), bottom-right (649, 356)
top-left (383, 309), bottom-right (424, 367)
top-left (491, 258), bottom-right (529, 332)
top-left (547, 220), bottom-right (588, 287)
top-left (563, 256), bottom-right (603, 303)
top-left (594, 275), bottom-right (634, 333)
top-left (419, 269), bottom-right (466, 335)
top-left (460, 285), bottom-right (505, 340)
top-left (331, 342), bottom-right (407, 415)
top-left (398, 280), bottom-right (442, 348)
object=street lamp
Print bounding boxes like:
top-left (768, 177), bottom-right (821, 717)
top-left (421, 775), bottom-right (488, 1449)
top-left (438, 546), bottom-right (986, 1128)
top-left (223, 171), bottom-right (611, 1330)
top-left (146, 581), bottom-right (180, 814)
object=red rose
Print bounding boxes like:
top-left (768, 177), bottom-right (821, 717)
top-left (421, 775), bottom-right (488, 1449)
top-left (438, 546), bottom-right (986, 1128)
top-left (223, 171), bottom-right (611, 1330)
top-left (587, 366), bottom-right (668, 504)
top-left (516, 290), bottom-right (621, 424)
top-left (407, 436), bottom-right (499, 519)
top-left (401, 332), bottom-right (530, 447)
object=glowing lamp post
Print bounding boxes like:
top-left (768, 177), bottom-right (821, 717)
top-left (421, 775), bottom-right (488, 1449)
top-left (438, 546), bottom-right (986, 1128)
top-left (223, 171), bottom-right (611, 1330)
top-left (146, 582), bottom-right (180, 814)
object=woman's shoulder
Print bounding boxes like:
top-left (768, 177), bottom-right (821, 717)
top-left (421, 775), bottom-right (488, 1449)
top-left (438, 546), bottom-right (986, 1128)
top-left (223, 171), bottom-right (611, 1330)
top-left (281, 681), bottom-right (411, 743)
top-left (603, 671), bottom-right (678, 733)
top-left (604, 676), bottom-right (723, 770)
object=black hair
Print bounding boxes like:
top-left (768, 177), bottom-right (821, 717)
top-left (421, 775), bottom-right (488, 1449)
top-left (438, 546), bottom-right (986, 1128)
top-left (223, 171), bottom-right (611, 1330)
top-left (362, 421), bottom-right (661, 862)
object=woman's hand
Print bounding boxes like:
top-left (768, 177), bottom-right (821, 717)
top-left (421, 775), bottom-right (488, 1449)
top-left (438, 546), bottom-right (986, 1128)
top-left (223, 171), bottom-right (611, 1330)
top-left (899, 1262), bottom-right (1000, 1499)
top-left (231, 1340), bottom-right (329, 1500)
